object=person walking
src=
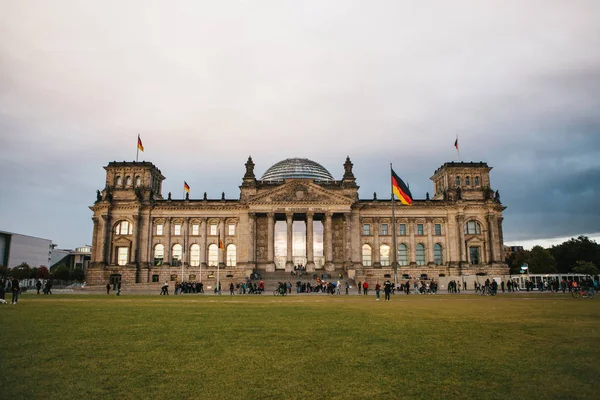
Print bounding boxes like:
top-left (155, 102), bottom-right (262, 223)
top-left (384, 280), bottom-right (392, 301)
top-left (357, 281), bottom-right (361, 295)
top-left (116, 282), bottom-right (121, 296)
top-left (363, 280), bottom-right (369, 295)
top-left (160, 281), bottom-right (169, 295)
top-left (375, 281), bottom-right (381, 301)
top-left (106, 282), bottom-right (111, 295)
top-left (36, 279), bottom-right (42, 295)
top-left (11, 277), bottom-right (20, 304)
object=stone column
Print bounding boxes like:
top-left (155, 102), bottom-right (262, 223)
top-left (183, 217), bottom-right (189, 266)
top-left (285, 212), bottom-right (294, 271)
top-left (409, 218), bottom-right (416, 265)
top-left (306, 212), bottom-right (315, 271)
top-left (427, 219), bottom-right (434, 265)
top-left (91, 217), bottom-right (100, 262)
top-left (351, 213), bottom-right (361, 266)
top-left (373, 217), bottom-right (380, 267)
top-left (267, 213), bottom-right (275, 272)
top-left (457, 214), bottom-right (465, 263)
top-left (102, 214), bottom-right (112, 264)
top-left (200, 218), bottom-right (207, 268)
top-left (248, 213), bottom-right (256, 268)
top-left (219, 218), bottom-right (225, 267)
top-left (165, 218), bottom-right (171, 265)
top-left (324, 212), bottom-right (333, 270)
top-left (344, 213), bottom-right (352, 268)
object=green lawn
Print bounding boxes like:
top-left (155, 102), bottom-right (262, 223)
top-left (1, 293), bottom-right (599, 400)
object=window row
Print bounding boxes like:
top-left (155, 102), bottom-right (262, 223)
top-left (115, 175), bottom-right (142, 187)
top-left (155, 223), bottom-right (236, 236)
top-left (361, 243), bottom-right (445, 266)
top-left (153, 243), bottom-right (236, 267)
top-left (455, 176), bottom-right (480, 186)
top-left (113, 220), bottom-right (237, 236)
top-left (362, 223), bottom-right (443, 236)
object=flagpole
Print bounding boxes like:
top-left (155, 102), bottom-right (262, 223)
top-left (391, 163), bottom-right (398, 285)
top-left (136, 134), bottom-right (139, 162)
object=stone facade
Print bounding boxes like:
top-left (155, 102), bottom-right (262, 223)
top-left (87, 157), bottom-right (508, 286)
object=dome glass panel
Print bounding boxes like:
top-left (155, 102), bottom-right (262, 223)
top-left (261, 158), bottom-right (334, 181)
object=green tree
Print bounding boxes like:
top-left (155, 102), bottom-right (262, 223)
top-left (572, 261), bottom-right (600, 276)
top-left (36, 266), bottom-right (51, 279)
top-left (506, 249), bottom-right (530, 274)
top-left (52, 265), bottom-right (70, 281)
top-left (70, 267), bottom-right (85, 282)
top-left (12, 262), bottom-right (31, 279)
top-left (550, 236), bottom-right (600, 273)
top-left (527, 246), bottom-right (558, 273)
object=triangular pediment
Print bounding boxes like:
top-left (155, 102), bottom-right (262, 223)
top-left (249, 180), bottom-right (353, 205)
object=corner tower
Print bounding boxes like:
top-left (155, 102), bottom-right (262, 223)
top-left (430, 162), bottom-right (494, 201)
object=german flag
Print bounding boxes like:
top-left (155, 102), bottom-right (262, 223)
top-left (137, 135), bottom-right (144, 151)
top-left (183, 181), bottom-right (190, 193)
top-left (391, 169), bottom-right (413, 205)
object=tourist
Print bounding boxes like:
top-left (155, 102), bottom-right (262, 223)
top-left (36, 279), bottom-right (42, 295)
top-left (375, 281), bottom-right (381, 301)
top-left (357, 281), bottom-right (361, 295)
top-left (384, 280), bottom-right (392, 301)
top-left (11, 277), bottom-right (20, 304)
top-left (160, 281), bottom-right (169, 295)
top-left (116, 282), bottom-right (121, 296)
top-left (363, 280), bottom-right (369, 295)
top-left (106, 282), bottom-right (111, 294)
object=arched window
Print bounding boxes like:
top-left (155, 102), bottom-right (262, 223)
top-left (125, 176), bottom-right (132, 186)
top-left (226, 244), bottom-right (237, 266)
top-left (416, 244), bottom-right (426, 266)
top-left (465, 220), bottom-right (482, 235)
top-left (362, 244), bottom-right (372, 266)
top-left (465, 176), bottom-right (470, 185)
top-left (456, 176), bottom-right (460, 186)
top-left (380, 244), bottom-right (390, 266)
top-left (154, 244), bottom-right (164, 266)
top-left (171, 244), bottom-right (182, 266)
top-left (434, 244), bottom-right (443, 265)
top-left (475, 176), bottom-right (480, 186)
top-left (397, 243), bottom-right (408, 266)
top-left (135, 176), bottom-right (141, 187)
top-left (115, 176), bottom-right (122, 186)
top-left (190, 244), bottom-right (200, 267)
top-left (114, 220), bottom-right (132, 235)
top-left (208, 244), bottom-right (218, 266)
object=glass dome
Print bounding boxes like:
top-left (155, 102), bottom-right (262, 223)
top-left (261, 158), bottom-right (334, 181)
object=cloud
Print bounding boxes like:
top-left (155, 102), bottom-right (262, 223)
top-left (1, 0), bottom-right (599, 248)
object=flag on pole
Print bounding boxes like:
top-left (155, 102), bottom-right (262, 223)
top-left (391, 169), bottom-right (413, 206)
top-left (137, 135), bottom-right (144, 152)
top-left (184, 181), bottom-right (190, 193)
top-left (218, 227), bottom-right (224, 250)
top-left (454, 136), bottom-right (458, 150)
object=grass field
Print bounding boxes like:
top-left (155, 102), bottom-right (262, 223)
top-left (1, 292), bottom-right (599, 400)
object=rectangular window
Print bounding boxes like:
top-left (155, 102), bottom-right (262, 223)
top-left (363, 224), bottom-right (371, 235)
top-left (192, 224), bottom-right (199, 235)
top-left (380, 224), bottom-right (388, 236)
top-left (469, 247), bottom-right (480, 265)
top-left (117, 247), bottom-right (128, 266)
top-left (210, 224), bottom-right (217, 235)
top-left (399, 224), bottom-right (406, 236)
top-left (417, 224), bottom-right (424, 236)
top-left (435, 224), bottom-right (442, 235)
top-left (228, 224), bottom-right (236, 235)
top-left (174, 224), bottom-right (181, 235)
top-left (152, 274), bottom-right (159, 283)
top-left (156, 224), bottom-right (163, 236)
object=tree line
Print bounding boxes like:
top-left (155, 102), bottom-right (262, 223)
top-left (0, 263), bottom-right (85, 282)
top-left (506, 236), bottom-right (600, 276)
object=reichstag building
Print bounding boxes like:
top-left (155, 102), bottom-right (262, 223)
top-left (87, 157), bottom-right (508, 286)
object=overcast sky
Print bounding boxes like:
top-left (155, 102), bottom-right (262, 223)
top-left (1, 0), bottom-right (599, 250)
